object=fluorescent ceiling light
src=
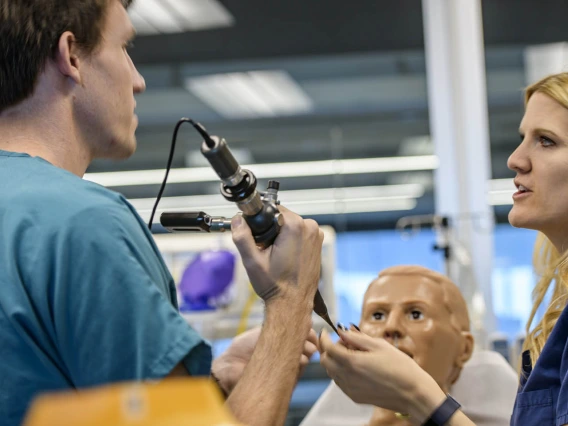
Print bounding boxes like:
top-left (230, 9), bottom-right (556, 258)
top-left (133, 184), bottom-right (422, 220)
top-left (129, 0), bottom-right (234, 35)
top-left (128, 9), bottom-right (160, 35)
top-left (164, 0), bottom-right (234, 31)
top-left (84, 155), bottom-right (439, 187)
top-left (489, 178), bottom-right (516, 192)
top-left (488, 178), bottom-right (515, 206)
top-left (186, 71), bottom-right (313, 119)
top-left (130, 0), bottom-right (184, 33)
top-left (130, 184), bottom-right (424, 210)
top-left (488, 191), bottom-right (516, 206)
top-left (524, 42), bottom-right (568, 85)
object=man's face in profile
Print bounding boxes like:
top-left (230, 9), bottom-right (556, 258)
top-left (359, 274), bottom-right (465, 390)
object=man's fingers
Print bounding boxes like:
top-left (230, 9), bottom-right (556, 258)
top-left (306, 329), bottom-right (318, 346)
top-left (231, 215), bottom-right (261, 260)
top-left (300, 354), bottom-right (310, 367)
top-left (303, 341), bottom-right (318, 359)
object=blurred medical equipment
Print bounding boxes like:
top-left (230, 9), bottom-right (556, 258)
top-left (152, 226), bottom-right (337, 340)
top-left (396, 214), bottom-right (489, 349)
top-left (178, 250), bottom-right (236, 311)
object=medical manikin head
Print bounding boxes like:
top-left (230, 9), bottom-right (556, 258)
top-left (359, 265), bottom-right (474, 392)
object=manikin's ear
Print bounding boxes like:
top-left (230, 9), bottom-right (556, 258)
top-left (54, 31), bottom-right (82, 85)
top-left (448, 331), bottom-right (474, 386)
top-left (457, 331), bottom-right (475, 367)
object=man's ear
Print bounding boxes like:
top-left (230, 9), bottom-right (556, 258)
top-left (54, 31), bottom-right (82, 85)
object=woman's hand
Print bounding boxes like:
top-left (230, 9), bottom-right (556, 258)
top-left (318, 328), bottom-right (446, 423)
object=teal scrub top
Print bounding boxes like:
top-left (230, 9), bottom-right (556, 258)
top-left (0, 150), bottom-right (212, 426)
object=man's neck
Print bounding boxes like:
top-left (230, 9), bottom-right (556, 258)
top-left (0, 107), bottom-right (92, 177)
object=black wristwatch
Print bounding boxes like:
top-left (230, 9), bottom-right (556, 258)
top-left (423, 394), bottom-right (461, 426)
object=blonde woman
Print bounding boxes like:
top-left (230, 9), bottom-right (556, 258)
top-left (319, 72), bottom-right (568, 426)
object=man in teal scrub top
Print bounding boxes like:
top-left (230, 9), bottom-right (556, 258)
top-left (0, 1), bottom-right (323, 425)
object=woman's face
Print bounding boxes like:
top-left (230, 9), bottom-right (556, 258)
top-left (508, 92), bottom-right (568, 246)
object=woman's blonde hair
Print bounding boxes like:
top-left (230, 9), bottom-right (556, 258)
top-left (522, 73), bottom-right (568, 368)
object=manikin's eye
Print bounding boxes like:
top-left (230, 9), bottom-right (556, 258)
top-left (372, 312), bottom-right (385, 321)
top-left (409, 310), bottom-right (424, 320)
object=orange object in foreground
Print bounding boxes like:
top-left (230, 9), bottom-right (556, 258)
top-left (23, 378), bottom-right (243, 426)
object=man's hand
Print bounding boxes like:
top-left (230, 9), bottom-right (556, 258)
top-left (225, 205), bottom-right (324, 426)
top-left (231, 205), bottom-right (324, 306)
top-left (212, 326), bottom-right (318, 396)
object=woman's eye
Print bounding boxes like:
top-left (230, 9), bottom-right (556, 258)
top-left (538, 136), bottom-right (555, 147)
top-left (372, 312), bottom-right (385, 321)
top-left (409, 310), bottom-right (424, 320)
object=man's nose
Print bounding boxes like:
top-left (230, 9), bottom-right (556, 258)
top-left (133, 69), bottom-right (146, 94)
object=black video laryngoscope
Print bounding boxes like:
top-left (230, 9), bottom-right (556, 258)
top-left (149, 119), bottom-right (337, 333)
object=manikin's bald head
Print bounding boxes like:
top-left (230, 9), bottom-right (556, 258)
top-left (370, 265), bottom-right (471, 333)
top-left (360, 265), bottom-right (473, 392)
top-left (361, 266), bottom-right (474, 426)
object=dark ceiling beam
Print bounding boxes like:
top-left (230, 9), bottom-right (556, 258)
top-left (130, 0), bottom-right (425, 65)
top-left (130, 0), bottom-right (568, 66)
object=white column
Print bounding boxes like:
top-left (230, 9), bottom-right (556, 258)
top-left (422, 0), bottom-right (496, 346)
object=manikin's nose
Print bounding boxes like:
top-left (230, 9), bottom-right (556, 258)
top-left (382, 311), bottom-right (406, 343)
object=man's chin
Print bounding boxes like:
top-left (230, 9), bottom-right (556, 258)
top-left (111, 136), bottom-right (137, 160)
top-left (94, 140), bottom-right (136, 161)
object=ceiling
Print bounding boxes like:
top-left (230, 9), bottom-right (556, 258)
top-left (89, 0), bottom-right (568, 231)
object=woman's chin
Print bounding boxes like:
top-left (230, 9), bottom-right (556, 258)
top-left (508, 210), bottom-right (539, 231)
top-left (508, 210), bottom-right (529, 229)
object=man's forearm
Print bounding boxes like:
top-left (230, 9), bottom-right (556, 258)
top-left (226, 298), bottom-right (312, 426)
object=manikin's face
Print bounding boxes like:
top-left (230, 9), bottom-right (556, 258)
top-left (74, 0), bottom-right (146, 160)
top-left (508, 92), bottom-right (568, 245)
top-left (360, 274), bottom-right (464, 390)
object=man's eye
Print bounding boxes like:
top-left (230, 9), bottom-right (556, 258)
top-left (372, 312), bottom-right (385, 320)
top-left (409, 310), bottom-right (424, 320)
top-left (124, 41), bottom-right (135, 50)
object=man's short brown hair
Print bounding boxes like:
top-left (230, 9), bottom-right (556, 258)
top-left (0, 0), bottom-right (133, 113)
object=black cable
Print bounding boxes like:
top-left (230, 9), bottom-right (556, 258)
top-left (147, 118), bottom-right (214, 230)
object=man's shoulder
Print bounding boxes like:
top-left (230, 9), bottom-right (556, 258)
top-left (4, 163), bottom-right (130, 223)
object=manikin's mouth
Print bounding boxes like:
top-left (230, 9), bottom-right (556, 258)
top-left (393, 337), bottom-right (413, 358)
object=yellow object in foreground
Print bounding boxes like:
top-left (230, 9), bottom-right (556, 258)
top-left (23, 378), bottom-right (243, 426)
